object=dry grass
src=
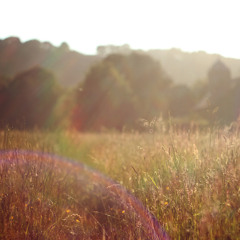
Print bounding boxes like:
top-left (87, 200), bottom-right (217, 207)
top-left (0, 126), bottom-right (240, 239)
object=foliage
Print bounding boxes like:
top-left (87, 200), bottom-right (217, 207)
top-left (202, 61), bottom-right (240, 125)
top-left (0, 67), bottom-right (60, 129)
top-left (97, 44), bottom-right (131, 57)
top-left (0, 39), bottom-right (240, 130)
top-left (73, 52), bottom-right (172, 130)
top-left (166, 85), bottom-right (195, 117)
top-left (0, 37), bottom-right (100, 87)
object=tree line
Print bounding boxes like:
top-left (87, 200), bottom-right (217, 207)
top-left (0, 50), bottom-right (240, 131)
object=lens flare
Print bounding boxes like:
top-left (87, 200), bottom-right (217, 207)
top-left (0, 150), bottom-right (169, 239)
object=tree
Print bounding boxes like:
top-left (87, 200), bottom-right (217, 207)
top-left (73, 52), bottom-right (172, 130)
top-left (0, 75), bottom-right (9, 127)
top-left (97, 44), bottom-right (131, 57)
top-left (167, 85), bottom-right (195, 117)
top-left (2, 67), bottom-right (60, 129)
top-left (73, 60), bottom-right (134, 130)
top-left (208, 60), bottom-right (231, 102)
top-left (206, 60), bottom-right (234, 124)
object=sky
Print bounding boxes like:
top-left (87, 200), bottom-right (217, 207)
top-left (1, 0), bottom-right (240, 59)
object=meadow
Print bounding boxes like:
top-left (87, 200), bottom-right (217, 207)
top-left (0, 123), bottom-right (239, 239)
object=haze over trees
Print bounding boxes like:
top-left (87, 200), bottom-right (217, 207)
top-left (0, 37), bottom-right (100, 87)
top-left (72, 53), bottom-right (171, 130)
top-left (0, 37), bottom-right (240, 130)
top-left (1, 37), bottom-right (240, 87)
top-left (198, 60), bottom-right (240, 124)
top-left (95, 45), bottom-right (240, 85)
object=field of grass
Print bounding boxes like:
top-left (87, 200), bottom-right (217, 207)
top-left (0, 125), bottom-right (239, 239)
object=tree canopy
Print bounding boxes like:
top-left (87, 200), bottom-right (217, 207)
top-left (73, 52), bottom-right (172, 130)
top-left (0, 67), bottom-right (60, 129)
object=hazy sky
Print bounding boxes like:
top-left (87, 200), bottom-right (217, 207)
top-left (1, 0), bottom-right (240, 58)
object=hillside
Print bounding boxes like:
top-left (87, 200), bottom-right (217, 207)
top-left (0, 37), bottom-right (100, 87)
top-left (1, 37), bottom-right (240, 87)
top-left (148, 48), bottom-right (240, 85)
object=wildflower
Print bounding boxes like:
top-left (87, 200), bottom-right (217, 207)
top-left (76, 219), bottom-right (80, 223)
top-left (10, 216), bottom-right (14, 220)
top-left (66, 209), bottom-right (71, 213)
top-left (164, 202), bottom-right (168, 205)
top-left (166, 187), bottom-right (170, 190)
top-left (122, 210), bottom-right (125, 214)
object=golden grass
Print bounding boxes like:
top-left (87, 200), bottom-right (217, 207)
top-left (0, 126), bottom-right (239, 239)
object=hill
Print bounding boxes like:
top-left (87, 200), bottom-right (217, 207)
top-left (148, 48), bottom-right (240, 85)
top-left (0, 37), bottom-right (100, 87)
top-left (1, 38), bottom-right (240, 87)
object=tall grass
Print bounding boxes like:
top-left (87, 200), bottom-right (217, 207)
top-left (0, 125), bottom-right (239, 239)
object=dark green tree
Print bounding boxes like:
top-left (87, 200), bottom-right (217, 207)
top-left (2, 67), bottom-right (60, 129)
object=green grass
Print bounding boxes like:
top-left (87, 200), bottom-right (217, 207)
top-left (0, 126), bottom-right (239, 239)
